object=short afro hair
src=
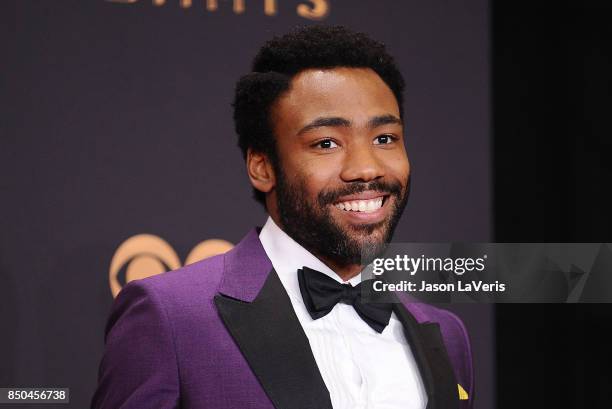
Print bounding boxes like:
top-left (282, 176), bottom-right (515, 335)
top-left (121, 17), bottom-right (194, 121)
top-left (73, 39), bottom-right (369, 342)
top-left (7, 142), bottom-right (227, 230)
top-left (233, 25), bottom-right (405, 208)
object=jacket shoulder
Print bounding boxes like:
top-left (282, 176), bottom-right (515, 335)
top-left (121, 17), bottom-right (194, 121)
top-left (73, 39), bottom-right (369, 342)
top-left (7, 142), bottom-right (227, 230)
top-left (129, 253), bottom-right (225, 302)
top-left (94, 257), bottom-right (222, 408)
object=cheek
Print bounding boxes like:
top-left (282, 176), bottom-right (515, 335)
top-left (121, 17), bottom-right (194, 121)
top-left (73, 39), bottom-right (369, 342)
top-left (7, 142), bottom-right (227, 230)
top-left (401, 157), bottom-right (411, 178)
top-left (292, 165), bottom-right (341, 206)
top-left (302, 170), bottom-right (338, 198)
top-left (386, 151), bottom-right (411, 181)
top-left (299, 155), bottom-right (343, 183)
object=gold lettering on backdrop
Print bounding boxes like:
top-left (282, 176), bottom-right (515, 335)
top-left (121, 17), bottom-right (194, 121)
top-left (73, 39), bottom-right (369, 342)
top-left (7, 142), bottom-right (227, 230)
top-left (234, 0), bottom-right (245, 14)
top-left (206, 0), bottom-right (218, 11)
top-left (264, 0), bottom-right (277, 16)
top-left (207, 0), bottom-right (252, 14)
top-left (106, 0), bottom-right (328, 19)
top-left (297, 0), bottom-right (329, 20)
top-left (152, 0), bottom-right (193, 7)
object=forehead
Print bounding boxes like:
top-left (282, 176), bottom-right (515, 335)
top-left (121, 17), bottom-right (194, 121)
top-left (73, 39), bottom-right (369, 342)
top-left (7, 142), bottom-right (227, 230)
top-left (271, 67), bottom-right (400, 129)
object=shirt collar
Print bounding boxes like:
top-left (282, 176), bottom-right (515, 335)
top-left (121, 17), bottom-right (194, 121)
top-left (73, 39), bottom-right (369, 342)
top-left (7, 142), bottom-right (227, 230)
top-left (259, 216), bottom-right (362, 301)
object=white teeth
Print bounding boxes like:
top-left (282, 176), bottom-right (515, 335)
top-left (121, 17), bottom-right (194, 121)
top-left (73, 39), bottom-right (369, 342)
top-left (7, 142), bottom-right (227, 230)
top-left (335, 197), bottom-right (384, 213)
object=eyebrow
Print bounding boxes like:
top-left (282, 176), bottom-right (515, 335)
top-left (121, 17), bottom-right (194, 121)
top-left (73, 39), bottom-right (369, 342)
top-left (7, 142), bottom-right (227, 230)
top-left (297, 117), bottom-right (351, 135)
top-left (367, 114), bottom-right (403, 128)
top-left (297, 114), bottom-right (402, 136)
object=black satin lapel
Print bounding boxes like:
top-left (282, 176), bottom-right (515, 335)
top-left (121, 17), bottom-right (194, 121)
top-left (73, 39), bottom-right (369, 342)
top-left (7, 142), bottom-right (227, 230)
top-left (214, 269), bottom-right (332, 409)
top-left (418, 321), bottom-right (460, 409)
top-left (393, 304), bottom-right (459, 409)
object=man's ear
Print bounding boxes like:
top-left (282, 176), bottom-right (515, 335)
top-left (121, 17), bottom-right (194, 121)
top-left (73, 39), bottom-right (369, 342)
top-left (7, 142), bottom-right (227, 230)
top-left (246, 148), bottom-right (276, 194)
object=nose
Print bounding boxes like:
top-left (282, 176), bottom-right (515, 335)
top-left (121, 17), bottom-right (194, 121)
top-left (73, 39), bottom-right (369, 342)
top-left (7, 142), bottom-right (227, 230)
top-left (339, 143), bottom-right (385, 183)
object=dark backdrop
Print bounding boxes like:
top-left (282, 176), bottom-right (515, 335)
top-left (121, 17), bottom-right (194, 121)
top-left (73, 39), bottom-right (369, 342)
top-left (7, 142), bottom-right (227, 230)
top-left (493, 1), bottom-right (612, 408)
top-left (1, 1), bottom-right (493, 409)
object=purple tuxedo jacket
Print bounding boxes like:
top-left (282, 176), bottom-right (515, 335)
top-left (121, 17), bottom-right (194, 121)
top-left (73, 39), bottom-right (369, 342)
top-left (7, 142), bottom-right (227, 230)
top-left (92, 229), bottom-right (474, 409)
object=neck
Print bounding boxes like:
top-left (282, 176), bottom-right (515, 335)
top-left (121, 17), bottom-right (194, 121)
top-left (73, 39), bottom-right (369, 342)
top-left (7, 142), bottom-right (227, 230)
top-left (269, 213), bottom-right (362, 282)
top-left (315, 256), bottom-right (362, 282)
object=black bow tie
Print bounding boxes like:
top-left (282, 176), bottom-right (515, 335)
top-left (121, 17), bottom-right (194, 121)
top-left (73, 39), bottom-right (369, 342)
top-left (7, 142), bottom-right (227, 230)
top-left (297, 266), bottom-right (393, 333)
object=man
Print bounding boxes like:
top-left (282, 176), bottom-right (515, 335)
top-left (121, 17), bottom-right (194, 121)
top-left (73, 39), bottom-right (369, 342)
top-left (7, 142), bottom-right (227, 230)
top-left (92, 25), bottom-right (473, 409)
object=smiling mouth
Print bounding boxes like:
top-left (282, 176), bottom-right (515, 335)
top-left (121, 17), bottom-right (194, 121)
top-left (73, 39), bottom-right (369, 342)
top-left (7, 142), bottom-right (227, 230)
top-left (333, 195), bottom-right (388, 213)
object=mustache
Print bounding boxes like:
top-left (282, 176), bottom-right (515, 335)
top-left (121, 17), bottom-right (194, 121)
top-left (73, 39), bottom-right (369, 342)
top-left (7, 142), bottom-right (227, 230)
top-left (317, 179), bottom-right (404, 206)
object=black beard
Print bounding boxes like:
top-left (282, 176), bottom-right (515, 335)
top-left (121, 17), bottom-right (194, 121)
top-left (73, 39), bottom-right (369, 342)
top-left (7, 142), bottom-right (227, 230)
top-left (274, 165), bottom-right (410, 267)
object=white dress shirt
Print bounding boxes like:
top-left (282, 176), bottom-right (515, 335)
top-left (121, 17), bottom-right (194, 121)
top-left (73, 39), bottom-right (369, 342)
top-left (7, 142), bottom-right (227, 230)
top-left (259, 217), bottom-right (427, 409)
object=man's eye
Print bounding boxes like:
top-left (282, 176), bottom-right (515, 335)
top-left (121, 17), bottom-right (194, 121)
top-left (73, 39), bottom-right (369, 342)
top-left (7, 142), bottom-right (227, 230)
top-left (374, 134), bottom-right (395, 145)
top-left (316, 139), bottom-right (338, 149)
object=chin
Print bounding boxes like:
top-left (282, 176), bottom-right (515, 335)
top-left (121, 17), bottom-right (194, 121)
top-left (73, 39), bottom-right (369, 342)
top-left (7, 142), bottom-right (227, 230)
top-left (348, 225), bottom-right (388, 245)
top-left (345, 218), bottom-right (389, 235)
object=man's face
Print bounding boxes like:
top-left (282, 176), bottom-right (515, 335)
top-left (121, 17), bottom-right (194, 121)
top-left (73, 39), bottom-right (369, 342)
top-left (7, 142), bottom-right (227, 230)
top-left (269, 67), bottom-right (411, 266)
